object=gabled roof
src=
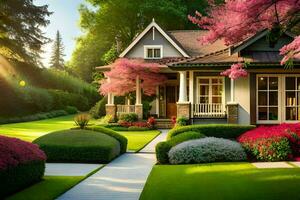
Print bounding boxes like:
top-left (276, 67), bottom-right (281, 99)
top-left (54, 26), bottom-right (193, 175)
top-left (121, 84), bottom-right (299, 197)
top-left (119, 19), bottom-right (190, 58)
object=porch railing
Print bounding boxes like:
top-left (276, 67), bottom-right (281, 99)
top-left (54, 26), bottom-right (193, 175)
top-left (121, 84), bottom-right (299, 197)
top-left (116, 105), bottom-right (135, 116)
top-left (193, 103), bottom-right (226, 118)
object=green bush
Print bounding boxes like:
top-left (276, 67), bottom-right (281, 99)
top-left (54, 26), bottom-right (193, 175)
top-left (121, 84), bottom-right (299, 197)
top-left (65, 106), bottom-right (78, 114)
top-left (119, 113), bottom-right (138, 122)
top-left (110, 126), bottom-right (129, 131)
top-left (176, 116), bottom-right (189, 126)
top-left (156, 131), bottom-right (205, 164)
top-left (89, 97), bottom-right (107, 119)
top-left (0, 161), bottom-right (45, 198)
top-left (33, 130), bottom-right (121, 163)
top-left (128, 126), bottom-right (150, 131)
top-left (168, 124), bottom-right (255, 140)
top-left (87, 126), bottom-right (128, 154)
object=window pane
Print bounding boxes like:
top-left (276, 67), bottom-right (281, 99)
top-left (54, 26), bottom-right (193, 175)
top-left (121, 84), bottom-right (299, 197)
top-left (200, 85), bottom-right (209, 96)
top-left (269, 92), bottom-right (278, 106)
top-left (258, 107), bottom-right (268, 120)
top-left (269, 107), bottom-right (278, 120)
top-left (297, 78), bottom-right (300, 90)
top-left (269, 77), bottom-right (278, 90)
top-left (154, 49), bottom-right (161, 58)
top-left (200, 97), bottom-right (209, 103)
top-left (212, 85), bottom-right (222, 95)
top-left (212, 78), bottom-right (222, 84)
top-left (258, 77), bottom-right (267, 90)
top-left (212, 97), bottom-right (222, 103)
top-left (258, 92), bottom-right (267, 106)
top-left (286, 77), bottom-right (296, 90)
top-left (199, 79), bottom-right (209, 84)
top-left (286, 92), bottom-right (296, 106)
top-left (286, 107), bottom-right (297, 120)
top-left (147, 49), bottom-right (153, 58)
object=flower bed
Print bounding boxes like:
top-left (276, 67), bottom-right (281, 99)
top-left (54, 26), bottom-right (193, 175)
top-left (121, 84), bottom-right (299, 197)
top-left (238, 123), bottom-right (300, 161)
top-left (0, 136), bottom-right (46, 197)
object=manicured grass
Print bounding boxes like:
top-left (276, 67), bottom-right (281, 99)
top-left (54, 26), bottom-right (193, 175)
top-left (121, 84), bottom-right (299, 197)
top-left (6, 176), bottom-right (84, 200)
top-left (118, 130), bottom-right (160, 152)
top-left (0, 115), bottom-right (96, 142)
top-left (140, 163), bottom-right (300, 200)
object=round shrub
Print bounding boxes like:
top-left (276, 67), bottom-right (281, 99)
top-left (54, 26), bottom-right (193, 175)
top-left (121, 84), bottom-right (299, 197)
top-left (0, 136), bottom-right (46, 197)
top-left (65, 106), bottom-right (78, 114)
top-left (168, 137), bottom-right (247, 164)
top-left (33, 129), bottom-right (121, 163)
top-left (156, 131), bottom-right (205, 164)
top-left (119, 113), bottom-right (138, 122)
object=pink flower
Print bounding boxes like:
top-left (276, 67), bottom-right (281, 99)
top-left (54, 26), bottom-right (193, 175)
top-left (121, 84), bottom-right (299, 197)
top-left (280, 36), bottom-right (300, 65)
top-left (220, 63), bottom-right (248, 80)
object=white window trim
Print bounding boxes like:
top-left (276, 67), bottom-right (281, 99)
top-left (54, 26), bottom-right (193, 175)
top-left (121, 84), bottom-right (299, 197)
top-left (144, 45), bottom-right (163, 59)
top-left (196, 76), bottom-right (225, 111)
top-left (256, 74), bottom-right (300, 124)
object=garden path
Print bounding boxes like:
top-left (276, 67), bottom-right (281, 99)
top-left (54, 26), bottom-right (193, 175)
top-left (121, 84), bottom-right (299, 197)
top-left (45, 163), bottom-right (102, 176)
top-left (57, 129), bottom-right (168, 200)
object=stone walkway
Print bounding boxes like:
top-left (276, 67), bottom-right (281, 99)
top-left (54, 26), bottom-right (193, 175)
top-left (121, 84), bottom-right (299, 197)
top-left (45, 163), bottom-right (102, 176)
top-left (57, 129), bottom-right (168, 200)
top-left (252, 162), bottom-right (299, 169)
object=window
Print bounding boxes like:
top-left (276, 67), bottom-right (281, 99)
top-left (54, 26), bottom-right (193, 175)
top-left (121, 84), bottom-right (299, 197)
top-left (257, 75), bottom-right (279, 122)
top-left (144, 45), bottom-right (162, 59)
top-left (285, 76), bottom-right (300, 121)
top-left (196, 77), bottom-right (224, 104)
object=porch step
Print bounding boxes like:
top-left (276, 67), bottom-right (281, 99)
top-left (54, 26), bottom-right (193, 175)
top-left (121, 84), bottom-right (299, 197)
top-left (156, 119), bottom-right (173, 129)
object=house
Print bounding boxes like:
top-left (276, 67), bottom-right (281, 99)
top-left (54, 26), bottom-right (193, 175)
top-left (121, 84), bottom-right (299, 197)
top-left (96, 19), bottom-right (300, 125)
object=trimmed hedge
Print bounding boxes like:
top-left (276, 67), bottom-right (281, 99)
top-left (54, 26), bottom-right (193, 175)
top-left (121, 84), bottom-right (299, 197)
top-left (168, 124), bottom-right (255, 140)
top-left (87, 126), bottom-right (128, 154)
top-left (156, 131), bottom-right (205, 164)
top-left (33, 129), bottom-right (121, 163)
top-left (0, 161), bottom-right (45, 198)
top-left (168, 137), bottom-right (247, 164)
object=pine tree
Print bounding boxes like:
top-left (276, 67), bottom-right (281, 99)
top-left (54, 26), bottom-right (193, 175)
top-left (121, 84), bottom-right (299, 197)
top-left (49, 30), bottom-right (65, 70)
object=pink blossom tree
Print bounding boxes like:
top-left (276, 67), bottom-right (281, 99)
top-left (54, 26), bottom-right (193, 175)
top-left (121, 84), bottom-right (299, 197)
top-left (99, 58), bottom-right (166, 97)
top-left (220, 63), bottom-right (248, 80)
top-left (189, 0), bottom-right (300, 70)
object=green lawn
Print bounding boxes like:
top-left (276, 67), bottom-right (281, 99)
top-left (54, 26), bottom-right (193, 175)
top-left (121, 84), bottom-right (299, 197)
top-left (0, 115), bottom-right (96, 142)
top-left (117, 130), bottom-right (160, 152)
top-left (6, 176), bottom-right (84, 200)
top-left (140, 163), bottom-right (300, 200)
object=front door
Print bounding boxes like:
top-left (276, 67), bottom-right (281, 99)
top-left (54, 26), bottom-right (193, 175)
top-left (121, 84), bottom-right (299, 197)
top-left (166, 86), bottom-right (178, 118)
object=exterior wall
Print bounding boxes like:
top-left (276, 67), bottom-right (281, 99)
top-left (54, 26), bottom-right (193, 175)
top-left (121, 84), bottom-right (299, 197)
top-left (234, 76), bottom-right (251, 124)
top-left (126, 29), bottom-right (182, 58)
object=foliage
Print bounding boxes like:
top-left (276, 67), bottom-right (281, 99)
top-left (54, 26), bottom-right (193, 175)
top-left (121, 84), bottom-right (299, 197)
top-left (33, 129), bottom-right (121, 163)
top-left (168, 137), bottom-right (247, 164)
top-left (97, 115), bottom-right (113, 125)
top-left (49, 30), bottom-right (65, 70)
top-left (119, 113), bottom-right (138, 123)
top-left (238, 124), bottom-right (300, 160)
top-left (280, 36), bottom-right (300, 66)
top-left (87, 125), bottom-right (128, 154)
top-left (156, 131), bottom-right (205, 164)
top-left (168, 124), bottom-right (255, 140)
top-left (147, 117), bottom-right (156, 129)
top-left (100, 58), bottom-right (166, 96)
top-left (0, 0), bottom-right (51, 63)
top-left (89, 96), bottom-right (107, 119)
top-left (64, 106), bottom-right (78, 114)
top-left (189, 0), bottom-right (300, 67)
top-left (176, 116), bottom-right (189, 126)
top-left (220, 63), bottom-right (248, 80)
top-left (74, 113), bottom-right (91, 129)
top-left (128, 126), bottom-right (150, 131)
top-left (102, 44), bottom-right (118, 65)
top-left (0, 161), bottom-right (45, 198)
top-left (0, 110), bottom-right (68, 125)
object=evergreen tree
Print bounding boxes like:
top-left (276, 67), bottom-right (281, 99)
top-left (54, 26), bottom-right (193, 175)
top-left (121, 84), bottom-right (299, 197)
top-left (49, 30), bottom-right (65, 70)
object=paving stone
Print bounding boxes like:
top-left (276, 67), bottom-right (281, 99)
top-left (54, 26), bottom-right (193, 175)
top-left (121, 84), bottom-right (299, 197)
top-left (290, 161), bottom-right (300, 167)
top-left (252, 162), bottom-right (294, 169)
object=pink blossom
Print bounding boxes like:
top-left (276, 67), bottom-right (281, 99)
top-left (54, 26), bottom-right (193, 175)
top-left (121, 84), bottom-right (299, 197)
top-left (99, 58), bottom-right (167, 96)
top-left (280, 36), bottom-right (300, 65)
top-left (220, 63), bottom-right (248, 80)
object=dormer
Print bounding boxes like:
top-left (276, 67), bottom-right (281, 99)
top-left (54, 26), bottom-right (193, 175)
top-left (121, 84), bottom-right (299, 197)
top-left (119, 19), bottom-right (189, 59)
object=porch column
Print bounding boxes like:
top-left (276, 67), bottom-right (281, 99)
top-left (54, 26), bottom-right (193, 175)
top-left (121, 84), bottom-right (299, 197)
top-left (135, 75), bottom-right (143, 119)
top-left (156, 86), bottom-right (160, 118)
top-left (189, 71), bottom-right (194, 117)
top-left (105, 77), bottom-right (116, 119)
top-left (177, 71), bottom-right (190, 119)
top-left (227, 78), bottom-right (238, 124)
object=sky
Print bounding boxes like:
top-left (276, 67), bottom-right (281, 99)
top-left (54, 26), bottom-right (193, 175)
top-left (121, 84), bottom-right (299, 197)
top-left (34, 0), bottom-right (86, 67)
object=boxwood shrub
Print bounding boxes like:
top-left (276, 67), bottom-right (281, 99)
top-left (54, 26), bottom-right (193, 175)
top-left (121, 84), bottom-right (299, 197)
top-left (168, 124), bottom-right (255, 139)
top-left (0, 136), bottom-right (46, 198)
top-left (156, 131), bottom-right (205, 164)
top-left (168, 137), bottom-right (247, 164)
top-left (33, 129), bottom-right (121, 163)
top-left (87, 126), bottom-right (128, 154)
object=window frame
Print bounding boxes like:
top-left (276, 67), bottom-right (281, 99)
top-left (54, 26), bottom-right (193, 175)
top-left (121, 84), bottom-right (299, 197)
top-left (144, 45), bottom-right (163, 59)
